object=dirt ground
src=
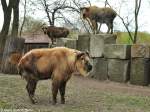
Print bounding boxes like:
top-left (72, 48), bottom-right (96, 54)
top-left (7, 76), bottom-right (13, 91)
top-left (0, 74), bottom-right (150, 112)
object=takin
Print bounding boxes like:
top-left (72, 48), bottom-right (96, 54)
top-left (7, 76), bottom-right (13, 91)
top-left (42, 26), bottom-right (69, 44)
top-left (17, 47), bottom-right (92, 105)
top-left (80, 6), bottom-right (117, 34)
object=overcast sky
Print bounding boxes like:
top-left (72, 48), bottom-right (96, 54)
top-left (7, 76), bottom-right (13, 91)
top-left (0, 0), bottom-right (150, 32)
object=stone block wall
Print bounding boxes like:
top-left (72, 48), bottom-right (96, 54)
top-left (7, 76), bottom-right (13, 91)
top-left (108, 59), bottom-right (130, 82)
top-left (55, 35), bottom-right (150, 86)
top-left (90, 58), bottom-right (108, 80)
top-left (130, 44), bottom-right (150, 86)
top-left (104, 44), bottom-right (131, 83)
top-left (77, 34), bottom-right (116, 57)
top-left (56, 38), bottom-right (77, 49)
top-left (104, 44), bottom-right (131, 59)
top-left (130, 58), bottom-right (150, 86)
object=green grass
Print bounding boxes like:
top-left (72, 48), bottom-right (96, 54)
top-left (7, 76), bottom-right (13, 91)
top-left (116, 32), bottom-right (150, 44)
top-left (101, 93), bottom-right (150, 112)
top-left (68, 31), bottom-right (150, 44)
top-left (0, 74), bottom-right (150, 112)
top-left (0, 101), bottom-right (11, 108)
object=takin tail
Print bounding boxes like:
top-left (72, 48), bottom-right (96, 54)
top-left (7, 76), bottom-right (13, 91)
top-left (17, 57), bottom-right (39, 80)
top-left (9, 52), bottom-right (24, 77)
top-left (17, 61), bottom-right (23, 77)
top-left (17, 62), bottom-right (29, 80)
top-left (9, 52), bottom-right (23, 65)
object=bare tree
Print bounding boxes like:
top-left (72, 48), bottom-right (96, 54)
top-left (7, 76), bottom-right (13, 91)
top-left (0, 0), bottom-right (23, 73)
top-left (0, 0), bottom-right (13, 46)
top-left (20, 0), bottom-right (27, 37)
top-left (72, 0), bottom-right (92, 33)
top-left (105, 0), bottom-right (108, 7)
top-left (134, 0), bottom-right (142, 43)
top-left (20, 16), bottom-right (45, 34)
top-left (27, 0), bottom-right (91, 33)
top-left (38, 0), bottom-right (78, 26)
top-left (0, 0), bottom-right (20, 40)
top-left (11, 0), bottom-right (20, 37)
top-left (105, 0), bottom-right (142, 43)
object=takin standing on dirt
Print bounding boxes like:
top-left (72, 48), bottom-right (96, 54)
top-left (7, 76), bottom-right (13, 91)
top-left (42, 26), bottom-right (69, 45)
top-left (17, 47), bottom-right (92, 105)
top-left (80, 6), bottom-right (117, 34)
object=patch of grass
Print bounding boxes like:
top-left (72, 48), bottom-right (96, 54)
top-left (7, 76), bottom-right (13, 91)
top-left (0, 74), bottom-right (150, 112)
top-left (116, 32), bottom-right (150, 44)
top-left (101, 92), bottom-right (150, 112)
top-left (0, 100), bottom-right (11, 108)
top-left (67, 30), bottom-right (78, 39)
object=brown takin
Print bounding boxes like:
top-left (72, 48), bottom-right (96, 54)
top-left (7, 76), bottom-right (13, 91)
top-left (42, 26), bottom-right (69, 44)
top-left (80, 6), bottom-right (117, 34)
top-left (17, 47), bottom-right (92, 104)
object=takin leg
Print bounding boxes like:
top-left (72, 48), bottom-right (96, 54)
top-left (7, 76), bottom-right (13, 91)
top-left (86, 18), bottom-right (97, 34)
top-left (110, 22), bottom-right (113, 34)
top-left (26, 79), bottom-right (38, 104)
top-left (47, 33), bottom-right (54, 45)
top-left (98, 23), bottom-right (102, 33)
top-left (106, 22), bottom-right (113, 34)
top-left (106, 23), bottom-right (111, 34)
top-left (51, 37), bottom-right (54, 45)
top-left (86, 18), bottom-right (93, 32)
top-left (51, 80), bottom-right (60, 105)
top-left (91, 20), bottom-right (98, 34)
top-left (59, 81), bottom-right (67, 104)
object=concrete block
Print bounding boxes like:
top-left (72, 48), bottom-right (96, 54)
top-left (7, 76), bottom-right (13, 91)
top-left (77, 34), bottom-right (90, 52)
top-left (66, 39), bottom-right (77, 49)
top-left (130, 58), bottom-right (150, 86)
top-left (131, 44), bottom-right (150, 58)
top-left (56, 38), bottom-right (77, 49)
top-left (108, 59), bottom-right (130, 82)
top-left (77, 34), bottom-right (116, 57)
top-left (102, 34), bottom-right (117, 44)
top-left (49, 44), bottom-right (57, 48)
top-left (89, 35), bottom-right (105, 57)
top-left (104, 44), bottom-right (131, 59)
top-left (90, 34), bottom-right (116, 57)
top-left (89, 58), bottom-right (108, 80)
top-left (56, 38), bottom-right (67, 46)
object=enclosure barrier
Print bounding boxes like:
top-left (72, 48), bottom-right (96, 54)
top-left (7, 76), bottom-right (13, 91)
top-left (55, 34), bottom-right (150, 86)
top-left (130, 45), bottom-right (150, 86)
top-left (104, 44), bottom-right (131, 82)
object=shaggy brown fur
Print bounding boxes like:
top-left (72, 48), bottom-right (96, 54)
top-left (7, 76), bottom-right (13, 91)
top-left (80, 6), bottom-right (117, 34)
top-left (9, 52), bottom-right (22, 65)
top-left (18, 47), bottom-right (92, 104)
top-left (42, 26), bottom-right (69, 44)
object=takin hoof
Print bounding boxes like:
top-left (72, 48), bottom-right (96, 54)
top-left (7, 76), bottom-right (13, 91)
top-left (61, 101), bottom-right (65, 104)
top-left (61, 99), bottom-right (65, 104)
top-left (30, 96), bottom-right (38, 104)
top-left (52, 100), bottom-right (57, 105)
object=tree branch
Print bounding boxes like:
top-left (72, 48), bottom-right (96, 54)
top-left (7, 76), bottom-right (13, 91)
top-left (20, 0), bottom-right (27, 37)
top-left (105, 0), bottom-right (134, 43)
top-left (134, 0), bottom-right (142, 43)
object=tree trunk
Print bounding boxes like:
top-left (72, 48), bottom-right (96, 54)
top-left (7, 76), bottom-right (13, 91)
top-left (0, 0), bottom-right (20, 73)
top-left (1, 37), bottom-right (25, 74)
top-left (11, 0), bottom-right (20, 37)
top-left (0, 0), bottom-right (13, 67)
top-left (133, 0), bottom-right (141, 43)
top-left (20, 0), bottom-right (27, 37)
top-left (0, 0), bottom-right (13, 38)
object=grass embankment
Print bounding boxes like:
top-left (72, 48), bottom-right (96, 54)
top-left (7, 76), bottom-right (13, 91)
top-left (116, 32), bottom-right (150, 44)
